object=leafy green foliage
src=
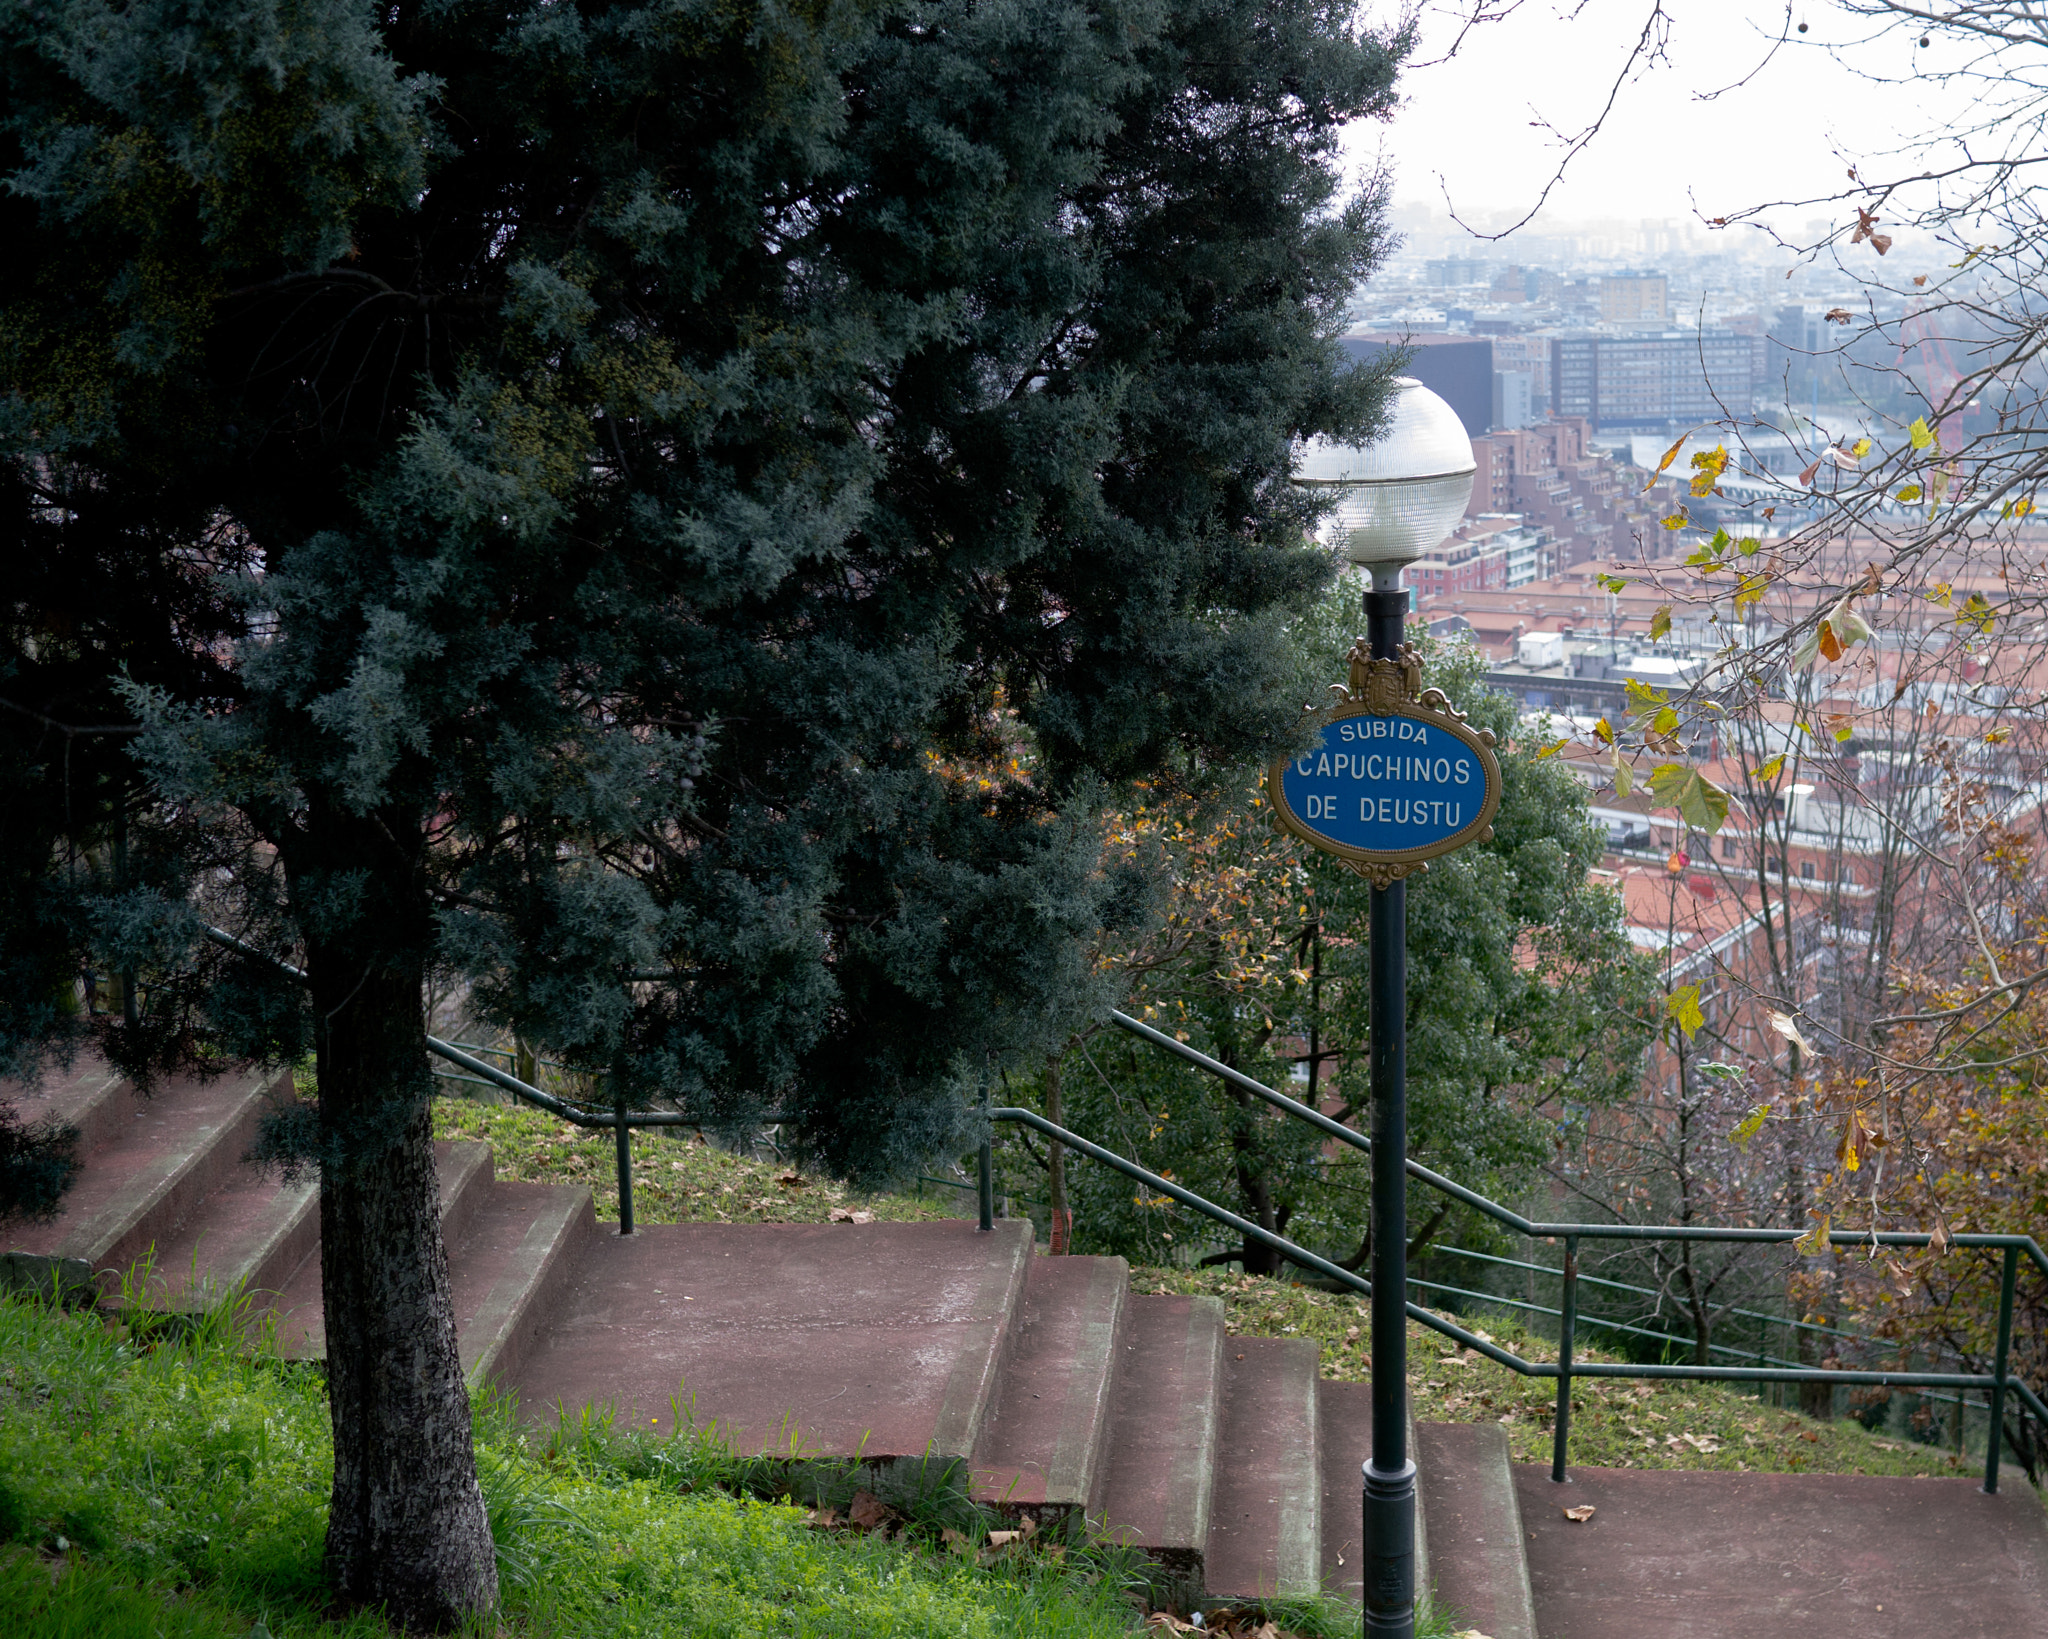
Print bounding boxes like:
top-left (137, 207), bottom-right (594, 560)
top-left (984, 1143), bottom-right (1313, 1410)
top-left (1, 0), bottom-right (1415, 1190)
top-left (1008, 588), bottom-right (1657, 1270)
top-left (0, 1108), bottom-right (80, 1225)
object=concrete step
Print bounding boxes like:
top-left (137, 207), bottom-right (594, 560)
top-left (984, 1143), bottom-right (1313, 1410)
top-left (454, 1181), bottom-right (594, 1389)
top-left (1205, 1337), bottom-right (1321, 1602)
top-left (1415, 1422), bottom-right (1535, 1639)
top-left (1094, 1293), bottom-right (1227, 1591)
top-left (271, 1139), bottom-right (498, 1358)
top-left (138, 1165), bottom-right (319, 1310)
top-left (2, 1052), bottom-right (133, 1156)
top-left (970, 1254), bottom-right (1129, 1521)
top-left (1317, 1379), bottom-right (1430, 1612)
top-left (1512, 1463), bottom-right (2048, 1639)
top-left (507, 1218), bottom-right (1035, 1474)
top-left (3, 1064), bottom-right (289, 1284)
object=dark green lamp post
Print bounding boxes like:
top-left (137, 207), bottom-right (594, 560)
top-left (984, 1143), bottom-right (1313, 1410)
top-left (1283, 380), bottom-right (1483, 1639)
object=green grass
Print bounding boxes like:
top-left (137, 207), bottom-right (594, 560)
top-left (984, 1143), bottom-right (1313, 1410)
top-left (1131, 1267), bottom-right (1976, 1480)
top-left (430, 1095), bottom-right (958, 1228)
top-left (0, 1288), bottom-right (1175, 1638)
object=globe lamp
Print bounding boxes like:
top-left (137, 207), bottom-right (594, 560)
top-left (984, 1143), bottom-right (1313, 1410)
top-left (1294, 377), bottom-right (1476, 590)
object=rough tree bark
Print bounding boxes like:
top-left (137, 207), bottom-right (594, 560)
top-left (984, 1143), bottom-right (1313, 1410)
top-left (299, 809), bottom-right (497, 1631)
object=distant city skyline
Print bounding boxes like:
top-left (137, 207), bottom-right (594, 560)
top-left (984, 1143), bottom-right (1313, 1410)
top-left (1348, 0), bottom-right (1976, 248)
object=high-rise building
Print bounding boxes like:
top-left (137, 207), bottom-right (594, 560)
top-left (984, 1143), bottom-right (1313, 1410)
top-left (1493, 371), bottom-right (1534, 430)
top-left (1342, 335), bottom-right (1493, 436)
top-left (1490, 335), bottom-right (1551, 407)
top-left (1549, 332), bottom-right (1754, 430)
top-left (1600, 271), bottom-right (1670, 325)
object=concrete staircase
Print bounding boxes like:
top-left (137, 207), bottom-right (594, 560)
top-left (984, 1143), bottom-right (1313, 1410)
top-left (8, 1059), bottom-right (2048, 1631)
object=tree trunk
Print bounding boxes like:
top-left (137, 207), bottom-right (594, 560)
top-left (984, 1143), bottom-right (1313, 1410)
top-left (303, 820), bottom-right (497, 1631)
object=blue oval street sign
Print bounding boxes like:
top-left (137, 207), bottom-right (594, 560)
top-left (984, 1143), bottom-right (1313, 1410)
top-left (1267, 654), bottom-right (1502, 883)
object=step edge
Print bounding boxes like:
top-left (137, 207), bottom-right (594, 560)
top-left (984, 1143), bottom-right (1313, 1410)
top-left (968, 1253), bottom-right (1132, 1510)
top-left (1164, 1293), bottom-right (1228, 1553)
top-left (463, 1186), bottom-right (598, 1391)
top-left (148, 1173), bottom-right (321, 1311)
top-left (1483, 1423), bottom-right (1537, 1639)
top-left (1278, 1338), bottom-right (1322, 1598)
top-left (1050, 1255), bottom-right (1129, 1505)
top-left (268, 1139), bottom-right (522, 1362)
top-left (925, 1218), bottom-right (1035, 1462)
top-left (1414, 1421), bottom-right (1536, 1639)
top-left (58, 1067), bottom-right (286, 1272)
top-left (436, 1140), bottom-right (497, 1251)
top-left (1208, 1335), bottom-right (1323, 1602)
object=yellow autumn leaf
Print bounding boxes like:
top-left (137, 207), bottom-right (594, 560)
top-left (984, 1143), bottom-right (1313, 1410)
top-left (1752, 754), bottom-right (1785, 782)
top-left (1648, 605), bottom-right (1672, 640)
top-left (1794, 1214), bottom-right (1832, 1257)
top-left (1731, 1104), bottom-right (1771, 1150)
top-left (1666, 984), bottom-right (1705, 1041)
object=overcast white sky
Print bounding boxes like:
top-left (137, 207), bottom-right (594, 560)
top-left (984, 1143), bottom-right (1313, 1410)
top-left (1348, 0), bottom-right (1975, 238)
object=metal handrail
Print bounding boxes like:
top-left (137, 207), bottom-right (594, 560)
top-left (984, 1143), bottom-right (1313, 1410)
top-left (1034, 1012), bottom-right (2048, 1488)
top-left (1111, 1009), bottom-right (2048, 1272)
top-left (196, 922), bottom-right (2044, 1483)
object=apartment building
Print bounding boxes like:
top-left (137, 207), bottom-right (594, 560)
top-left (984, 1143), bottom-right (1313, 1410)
top-left (1463, 418), bottom-right (1647, 572)
top-left (1550, 331), bottom-right (1754, 430)
top-left (1600, 270), bottom-right (1670, 325)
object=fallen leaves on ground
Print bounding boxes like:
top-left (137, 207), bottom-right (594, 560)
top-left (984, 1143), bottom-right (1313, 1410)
top-left (845, 1490), bottom-right (896, 1531)
top-left (829, 1207), bottom-right (875, 1224)
top-left (1563, 1504), bottom-right (1597, 1522)
top-left (1147, 1612), bottom-right (1300, 1638)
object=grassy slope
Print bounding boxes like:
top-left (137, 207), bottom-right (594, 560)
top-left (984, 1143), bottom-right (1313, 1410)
top-left (0, 1293), bottom-right (1159, 1639)
top-left (431, 1093), bottom-right (1967, 1483)
top-left (431, 1096), bottom-right (959, 1227)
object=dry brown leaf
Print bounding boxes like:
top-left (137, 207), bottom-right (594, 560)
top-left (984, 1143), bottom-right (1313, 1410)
top-left (828, 1207), bottom-right (875, 1224)
top-left (846, 1489), bottom-right (897, 1531)
top-left (1144, 1615), bottom-right (1200, 1634)
top-left (1563, 1504), bottom-right (1596, 1522)
top-left (805, 1506), bottom-right (840, 1529)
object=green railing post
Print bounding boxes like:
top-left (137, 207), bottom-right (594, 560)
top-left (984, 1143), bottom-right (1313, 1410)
top-left (977, 1071), bottom-right (995, 1233)
top-left (615, 1091), bottom-right (635, 1236)
top-left (1552, 1234), bottom-right (1578, 1483)
top-left (1984, 1243), bottom-right (2019, 1493)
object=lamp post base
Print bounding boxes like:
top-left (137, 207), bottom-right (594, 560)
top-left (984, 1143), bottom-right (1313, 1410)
top-left (1363, 1457), bottom-right (1418, 1638)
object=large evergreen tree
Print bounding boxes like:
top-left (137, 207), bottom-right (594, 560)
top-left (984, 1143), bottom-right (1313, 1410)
top-left (1, 0), bottom-right (1408, 1624)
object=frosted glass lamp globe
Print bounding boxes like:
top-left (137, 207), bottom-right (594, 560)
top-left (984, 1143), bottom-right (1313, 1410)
top-left (1293, 378), bottom-right (1476, 579)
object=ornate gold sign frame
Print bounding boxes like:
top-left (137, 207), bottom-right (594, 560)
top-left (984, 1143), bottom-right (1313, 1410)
top-left (1265, 641), bottom-right (1504, 888)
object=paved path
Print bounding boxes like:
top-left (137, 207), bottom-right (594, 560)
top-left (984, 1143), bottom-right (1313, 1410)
top-left (1512, 1464), bottom-right (2048, 1639)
